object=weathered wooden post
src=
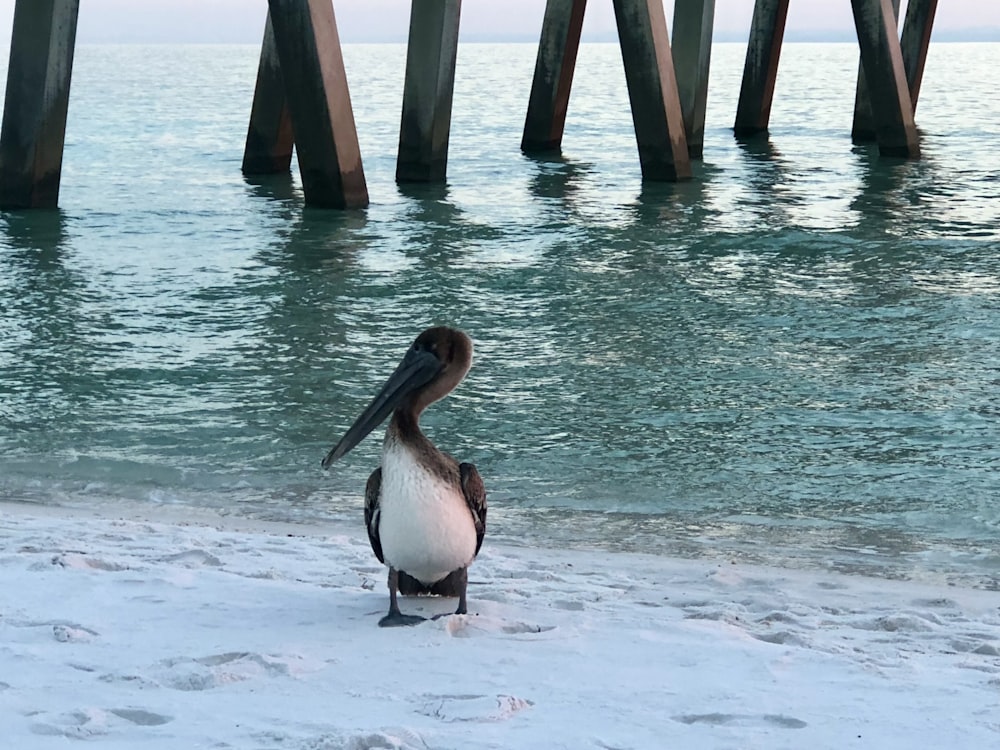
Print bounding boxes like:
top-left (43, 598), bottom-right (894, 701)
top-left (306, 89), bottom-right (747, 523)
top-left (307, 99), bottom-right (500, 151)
top-left (671, 0), bottom-right (716, 158)
top-left (612, 0), bottom-right (691, 180)
top-left (851, 0), bottom-right (901, 143)
top-left (899, 0), bottom-right (938, 109)
top-left (243, 13), bottom-right (294, 175)
top-left (265, 0), bottom-right (368, 208)
top-left (0, 0), bottom-right (80, 209)
top-left (521, 0), bottom-right (587, 153)
top-left (850, 0), bottom-right (920, 158)
top-left (853, 0), bottom-right (938, 142)
top-left (734, 0), bottom-right (789, 137)
top-left (396, 0), bottom-right (462, 182)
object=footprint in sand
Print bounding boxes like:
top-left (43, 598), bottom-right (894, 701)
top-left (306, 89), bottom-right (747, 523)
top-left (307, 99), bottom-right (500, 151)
top-left (503, 568), bottom-right (568, 584)
top-left (53, 622), bottom-right (99, 643)
top-left (154, 651), bottom-right (309, 690)
top-left (501, 622), bottom-right (557, 635)
top-left (31, 709), bottom-right (109, 739)
top-left (911, 597), bottom-right (959, 609)
top-left (752, 630), bottom-right (811, 647)
top-left (50, 553), bottom-right (132, 571)
top-left (108, 708), bottom-right (173, 726)
top-left (342, 729), bottom-right (429, 750)
top-left (271, 727), bottom-right (429, 750)
top-left (441, 616), bottom-right (556, 638)
top-left (7, 617), bottom-right (101, 643)
top-left (98, 671), bottom-right (159, 689)
top-left (815, 580), bottom-right (847, 590)
top-left (161, 549), bottom-right (224, 567)
top-left (673, 712), bottom-right (807, 729)
top-left (951, 638), bottom-right (1000, 658)
top-left (30, 707), bottom-right (172, 738)
top-left (418, 694), bottom-right (533, 723)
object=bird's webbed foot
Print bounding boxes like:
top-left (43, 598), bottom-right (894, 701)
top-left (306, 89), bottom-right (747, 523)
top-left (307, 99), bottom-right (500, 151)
top-left (378, 611), bottom-right (426, 628)
top-left (379, 567), bottom-right (427, 627)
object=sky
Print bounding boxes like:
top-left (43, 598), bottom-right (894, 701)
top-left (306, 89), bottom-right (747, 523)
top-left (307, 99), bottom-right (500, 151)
top-left (0, 1), bottom-right (997, 45)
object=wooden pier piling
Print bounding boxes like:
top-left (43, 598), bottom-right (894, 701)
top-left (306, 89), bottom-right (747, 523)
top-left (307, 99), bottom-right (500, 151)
top-left (850, 0), bottom-right (920, 158)
top-left (242, 13), bottom-right (295, 175)
top-left (0, 0), bottom-right (80, 209)
top-left (900, 0), bottom-right (938, 109)
top-left (0, 0), bottom-right (943, 211)
top-left (521, 0), bottom-right (587, 154)
top-left (523, 0), bottom-right (691, 179)
top-left (612, 0), bottom-right (691, 180)
top-left (265, 0), bottom-right (368, 208)
top-left (670, 0), bottom-right (716, 158)
top-left (851, 0), bottom-right (901, 143)
top-left (396, 0), bottom-right (463, 183)
top-left (734, 0), bottom-right (789, 137)
top-left (854, 0), bottom-right (938, 141)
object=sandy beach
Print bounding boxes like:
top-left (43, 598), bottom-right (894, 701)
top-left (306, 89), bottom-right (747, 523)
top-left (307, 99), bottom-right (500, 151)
top-left (1, 500), bottom-right (998, 749)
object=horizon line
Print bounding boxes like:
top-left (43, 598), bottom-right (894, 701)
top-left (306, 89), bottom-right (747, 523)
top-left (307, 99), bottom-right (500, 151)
top-left (2, 28), bottom-right (1000, 45)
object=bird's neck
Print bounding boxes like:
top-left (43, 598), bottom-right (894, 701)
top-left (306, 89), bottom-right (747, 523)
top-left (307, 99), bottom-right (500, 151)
top-left (385, 407), bottom-right (458, 483)
top-left (389, 407), bottom-right (426, 445)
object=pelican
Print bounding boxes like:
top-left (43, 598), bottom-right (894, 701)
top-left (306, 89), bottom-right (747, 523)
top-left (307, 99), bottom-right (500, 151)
top-left (322, 326), bottom-right (487, 627)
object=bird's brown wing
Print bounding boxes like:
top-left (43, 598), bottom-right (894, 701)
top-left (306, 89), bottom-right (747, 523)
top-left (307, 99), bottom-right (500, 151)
top-left (459, 462), bottom-right (487, 556)
top-left (364, 467), bottom-right (384, 563)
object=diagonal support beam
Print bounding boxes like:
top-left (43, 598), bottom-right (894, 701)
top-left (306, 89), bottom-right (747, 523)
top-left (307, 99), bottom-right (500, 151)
top-left (900, 0), bottom-right (938, 110)
top-left (266, 0), bottom-right (368, 208)
top-left (612, 0), bottom-right (691, 181)
top-left (0, 0), bottom-right (80, 209)
top-left (851, 0), bottom-right (901, 143)
top-left (850, 0), bottom-right (920, 158)
top-left (243, 12), bottom-right (295, 175)
top-left (854, 0), bottom-right (938, 141)
top-left (521, 0), bottom-right (587, 153)
top-left (671, 0), bottom-right (716, 158)
top-left (396, 0), bottom-right (462, 183)
top-left (734, 0), bottom-right (788, 137)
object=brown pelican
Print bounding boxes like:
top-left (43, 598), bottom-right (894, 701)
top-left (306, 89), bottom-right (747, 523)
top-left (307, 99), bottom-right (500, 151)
top-left (322, 326), bottom-right (487, 627)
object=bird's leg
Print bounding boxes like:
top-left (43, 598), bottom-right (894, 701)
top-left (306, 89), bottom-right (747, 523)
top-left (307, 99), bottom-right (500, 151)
top-left (454, 566), bottom-right (468, 615)
top-left (378, 567), bottom-right (426, 628)
top-left (431, 567), bottom-right (469, 620)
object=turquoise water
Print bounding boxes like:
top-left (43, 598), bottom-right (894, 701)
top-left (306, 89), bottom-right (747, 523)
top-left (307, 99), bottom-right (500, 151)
top-left (1, 43), bottom-right (998, 583)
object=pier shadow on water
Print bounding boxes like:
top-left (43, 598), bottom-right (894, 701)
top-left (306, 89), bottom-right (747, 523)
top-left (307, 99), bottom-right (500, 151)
top-left (1, 209), bottom-right (70, 257)
top-left (393, 181), bottom-right (506, 268)
top-left (242, 171), bottom-right (299, 205)
top-left (0, 209), bottom-right (116, 440)
top-left (848, 142), bottom-right (942, 240)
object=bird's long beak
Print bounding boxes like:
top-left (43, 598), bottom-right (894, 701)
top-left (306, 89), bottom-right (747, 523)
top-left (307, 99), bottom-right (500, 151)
top-left (322, 348), bottom-right (442, 469)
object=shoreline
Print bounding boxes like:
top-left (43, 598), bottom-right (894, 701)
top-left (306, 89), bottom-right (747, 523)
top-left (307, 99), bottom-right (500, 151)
top-left (3, 495), bottom-right (997, 591)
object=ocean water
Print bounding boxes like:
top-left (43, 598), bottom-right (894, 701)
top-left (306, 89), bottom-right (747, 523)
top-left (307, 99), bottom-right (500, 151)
top-left (1, 43), bottom-right (998, 585)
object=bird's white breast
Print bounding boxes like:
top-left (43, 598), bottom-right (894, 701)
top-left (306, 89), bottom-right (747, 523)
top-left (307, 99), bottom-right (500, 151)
top-left (378, 441), bottom-right (477, 585)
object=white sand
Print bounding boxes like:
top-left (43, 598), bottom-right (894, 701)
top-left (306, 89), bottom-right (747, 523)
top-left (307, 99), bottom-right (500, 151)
top-left (2, 501), bottom-right (998, 749)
